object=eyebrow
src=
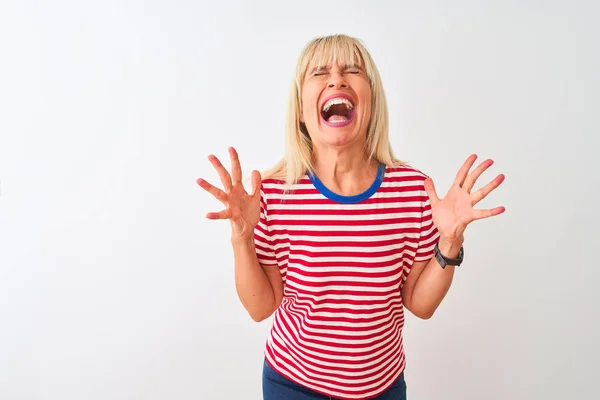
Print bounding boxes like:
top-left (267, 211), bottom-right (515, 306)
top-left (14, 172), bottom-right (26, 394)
top-left (344, 63), bottom-right (363, 70)
top-left (308, 63), bottom-right (364, 74)
top-left (309, 65), bottom-right (329, 74)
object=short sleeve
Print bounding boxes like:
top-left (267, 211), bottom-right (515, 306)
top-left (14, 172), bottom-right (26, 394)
top-left (253, 189), bottom-right (278, 267)
top-left (414, 180), bottom-right (440, 262)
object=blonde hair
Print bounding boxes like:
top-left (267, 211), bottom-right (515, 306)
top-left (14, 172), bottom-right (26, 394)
top-left (263, 34), bottom-right (403, 185)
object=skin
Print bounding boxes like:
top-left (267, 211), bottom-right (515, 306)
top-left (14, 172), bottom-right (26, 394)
top-left (301, 62), bottom-right (379, 196)
top-left (196, 148), bottom-right (282, 322)
top-left (197, 61), bottom-right (505, 321)
top-left (402, 154), bottom-right (505, 319)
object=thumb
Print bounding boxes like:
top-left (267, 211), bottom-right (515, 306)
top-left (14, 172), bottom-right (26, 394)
top-left (424, 177), bottom-right (439, 206)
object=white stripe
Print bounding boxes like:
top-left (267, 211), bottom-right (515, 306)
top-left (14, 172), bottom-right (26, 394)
top-left (284, 280), bottom-right (400, 295)
top-left (263, 190), bottom-right (427, 201)
top-left (283, 288), bottom-right (401, 304)
top-left (284, 302), bottom-right (404, 324)
top-left (269, 200), bottom-right (424, 211)
top-left (288, 252), bottom-right (411, 265)
top-left (270, 212), bottom-right (422, 221)
top-left (268, 222), bottom-right (422, 232)
top-left (278, 261), bottom-right (406, 274)
top-left (269, 233), bottom-right (417, 242)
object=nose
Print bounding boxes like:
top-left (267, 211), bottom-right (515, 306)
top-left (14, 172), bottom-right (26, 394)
top-left (327, 71), bottom-right (348, 89)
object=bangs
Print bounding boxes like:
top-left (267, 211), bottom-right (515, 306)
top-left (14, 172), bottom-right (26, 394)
top-left (299, 35), bottom-right (369, 80)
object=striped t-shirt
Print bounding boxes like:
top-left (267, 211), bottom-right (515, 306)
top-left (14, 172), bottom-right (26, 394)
top-left (253, 163), bottom-right (440, 399)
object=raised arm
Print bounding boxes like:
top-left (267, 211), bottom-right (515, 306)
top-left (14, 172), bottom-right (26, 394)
top-left (402, 154), bottom-right (505, 319)
top-left (197, 147), bottom-right (283, 321)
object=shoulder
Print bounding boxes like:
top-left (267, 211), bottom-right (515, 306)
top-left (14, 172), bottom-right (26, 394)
top-left (260, 176), bottom-right (307, 192)
top-left (384, 163), bottom-right (429, 185)
top-left (261, 177), bottom-right (287, 188)
top-left (259, 175), bottom-right (310, 203)
top-left (382, 164), bottom-right (430, 208)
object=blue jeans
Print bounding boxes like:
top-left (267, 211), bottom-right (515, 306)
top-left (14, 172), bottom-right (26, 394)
top-left (262, 360), bottom-right (407, 400)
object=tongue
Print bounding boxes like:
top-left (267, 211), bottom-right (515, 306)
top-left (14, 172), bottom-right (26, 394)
top-left (328, 115), bottom-right (349, 122)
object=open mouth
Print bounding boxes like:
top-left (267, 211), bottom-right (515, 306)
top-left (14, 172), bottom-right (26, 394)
top-left (320, 95), bottom-right (355, 127)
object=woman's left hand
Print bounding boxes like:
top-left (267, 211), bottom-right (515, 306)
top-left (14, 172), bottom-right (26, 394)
top-left (424, 154), bottom-right (505, 243)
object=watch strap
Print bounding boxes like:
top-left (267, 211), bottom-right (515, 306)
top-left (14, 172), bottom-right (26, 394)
top-left (434, 242), bottom-right (464, 268)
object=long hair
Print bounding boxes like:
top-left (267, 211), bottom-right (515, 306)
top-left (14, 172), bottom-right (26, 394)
top-left (263, 34), bottom-right (403, 185)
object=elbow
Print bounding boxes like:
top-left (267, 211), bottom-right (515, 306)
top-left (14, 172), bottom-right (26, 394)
top-left (250, 312), bottom-right (271, 323)
top-left (405, 303), bottom-right (436, 320)
top-left (248, 302), bottom-right (279, 323)
top-left (413, 309), bottom-right (435, 320)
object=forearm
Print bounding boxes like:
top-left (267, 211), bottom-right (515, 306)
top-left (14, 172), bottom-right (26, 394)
top-left (409, 237), bottom-right (464, 318)
top-left (231, 236), bottom-right (277, 321)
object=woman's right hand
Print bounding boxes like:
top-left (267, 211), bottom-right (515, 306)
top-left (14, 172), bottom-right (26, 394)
top-left (197, 147), bottom-right (262, 242)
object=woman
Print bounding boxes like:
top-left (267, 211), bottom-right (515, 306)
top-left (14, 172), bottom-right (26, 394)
top-left (197, 34), bottom-right (505, 400)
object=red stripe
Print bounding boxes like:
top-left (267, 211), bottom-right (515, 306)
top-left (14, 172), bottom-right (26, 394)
top-left (268, 216), bottom-right (422, 226)
top-left (266, 195), bottom-right (428, 206)
top-left (287, 256), bottom-right (406, 269)
top-left (285, 246), bottom-right (411, 260)
top-left (269, 227), bottom-right (423, 236)
top-left (269, 206), bottom-right (423, 216)
top-left (284, 237), bottom-right (419, 247)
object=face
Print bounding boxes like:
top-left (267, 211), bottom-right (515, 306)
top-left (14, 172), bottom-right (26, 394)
top-left (300, 62), bottom-right (372, 149)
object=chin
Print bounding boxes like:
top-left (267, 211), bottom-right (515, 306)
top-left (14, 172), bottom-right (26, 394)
top-left (319, 126), bottom-right (362, 147)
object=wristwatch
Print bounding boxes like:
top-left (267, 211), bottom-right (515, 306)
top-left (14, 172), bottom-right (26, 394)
top-left (434, 242), bottom-right (464, 268)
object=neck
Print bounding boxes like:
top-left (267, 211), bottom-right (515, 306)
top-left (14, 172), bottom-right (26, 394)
top-left (312, 146), bottom-right (380, 197)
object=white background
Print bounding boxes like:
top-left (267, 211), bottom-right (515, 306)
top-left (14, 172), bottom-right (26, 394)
top-left (1, 1), bottom-right (598, 399)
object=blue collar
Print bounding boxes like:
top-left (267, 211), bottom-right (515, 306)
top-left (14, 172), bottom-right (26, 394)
top-left (308, 162), bottom-right (386, 204)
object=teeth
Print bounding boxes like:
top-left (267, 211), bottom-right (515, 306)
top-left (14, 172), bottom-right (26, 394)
top-left (322, 97), bottom-right (354, 113)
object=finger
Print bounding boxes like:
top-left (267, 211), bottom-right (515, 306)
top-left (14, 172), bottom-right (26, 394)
top-left (206, 209), bottom-right (231, 220)
top-left (196, 178), bottom-right (228, 203)
top-left (208, 154), bottom-right (233, 191)
top-left (472, 174), bottom-right (505, 204)
top-left (463, 159), bottom-right (493, 193)
top-left (229, 147), bottom-right (242, 183)
top-left (453, 154), bottom-right (478, 187)
top-left (423, 177), bottom-right (439, 206)
top-left (472, 206), bottom-right (506, 220)
top-left (250, 170), bottom-right (262, 199)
